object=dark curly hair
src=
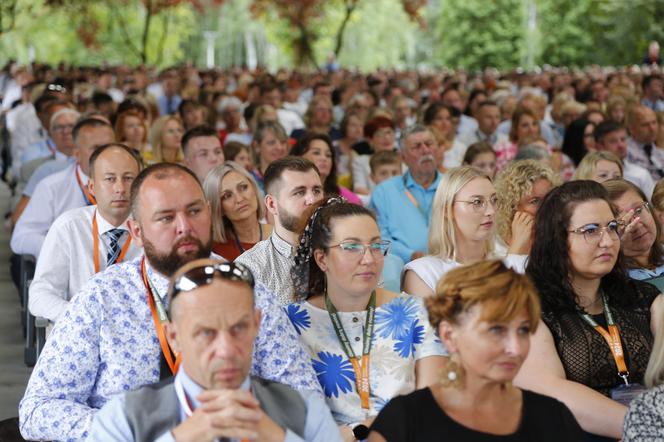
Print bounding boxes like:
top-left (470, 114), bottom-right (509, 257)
top-left (526, 180), bottom-right (631, 313)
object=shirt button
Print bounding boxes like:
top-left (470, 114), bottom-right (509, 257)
top-left (355, 336), bottom-right (361, 342)
top-left (352, 317), bottom-right (359, 323)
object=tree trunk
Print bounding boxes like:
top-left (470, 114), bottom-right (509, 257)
top-left (141, 0), bottom-right (154, 64)
top-left (333, 0), bottom-right (358, 57)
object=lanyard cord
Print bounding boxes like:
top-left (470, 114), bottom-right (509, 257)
top-left (402, 174), bottom-right (429, 222)
top-left (142, 257), bottom-right (180, 375)
top-left (232, 223), bottom-right (263, 255)
top-left (325, 290), bottom-right (376, 409)
top-left (75, 164), bottom-right (97, 205)
top-left (578, 293), bottom-right (630, 385)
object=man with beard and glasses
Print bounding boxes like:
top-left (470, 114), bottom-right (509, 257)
top-left (19, 163), bottom-right (321, 442)
top-left (370, 125), bottom-right (442, 263)
top-left (236, 157), bottom-right (324, 304)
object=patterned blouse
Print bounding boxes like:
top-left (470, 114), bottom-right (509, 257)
top-left (623, 384), bottom-right (664, 441)
top-left (285, 294), bottom-right (446, 425)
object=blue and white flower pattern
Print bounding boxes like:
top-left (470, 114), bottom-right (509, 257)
top-left (286, 294), bottom-right (445, 425)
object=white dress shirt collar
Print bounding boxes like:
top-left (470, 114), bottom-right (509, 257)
top-left (176, 368), bottom-right (250, 412)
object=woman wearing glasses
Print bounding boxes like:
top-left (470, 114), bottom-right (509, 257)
top-left (517, 181), bottom-right (663, 441)
top-left (603, 179), bottom-right (664, 291)
top-left (402, 166), bottom-right (526, 298)
top-left (286, 199), bottom-right (445, 441)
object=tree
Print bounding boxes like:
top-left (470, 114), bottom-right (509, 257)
top-left (251, 0), bottom-right (426, 67)
top-left (535, 0), bottom-right (594, 67)
top-left (434, 0), bottom-right (526, 70)
top-left (45, 0), bottom-right (223, 65)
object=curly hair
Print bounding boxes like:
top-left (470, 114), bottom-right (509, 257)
top-left (494, 160), bottom-right (559, 243)
top-left (526, 180), bottom-right (631, 314)
top-left (426, 259), bottom-right (540, 332)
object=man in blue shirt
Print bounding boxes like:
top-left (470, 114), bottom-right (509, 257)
top-left (19, 163), bottom-right (320, 442)
top-left (88, 258), bottom-right (340, 441)
top-left (370, 125), bottom-right (442, 263)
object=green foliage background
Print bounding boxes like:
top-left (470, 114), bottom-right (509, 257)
top-left (1, 0), bottom-right (664, 70)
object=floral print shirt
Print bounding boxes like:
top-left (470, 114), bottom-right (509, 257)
top-left (285, 294), bottom-right (445, 425)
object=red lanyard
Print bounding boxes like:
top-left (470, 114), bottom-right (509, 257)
top-left (75, 164), bottom-right (96, 205)
top-left (91, 210), bottom-right (132, 274)
top-left (141, 257), bottom-right (180, 375)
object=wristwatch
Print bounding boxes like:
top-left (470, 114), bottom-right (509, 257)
top-left (352, 424), bottom-right (370, 440)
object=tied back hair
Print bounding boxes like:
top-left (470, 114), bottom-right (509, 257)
top-left (291, 198), bottom-right (377, 300)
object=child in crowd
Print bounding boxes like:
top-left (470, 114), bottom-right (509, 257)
top-left (358, 150), bottom-right (403, 206)
top-left (462, 141), bottom-right (497, 178)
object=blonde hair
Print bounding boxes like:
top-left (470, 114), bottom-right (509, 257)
top-left (148, 115), bottom-right (184, 163)
top-left (428, 166), bottom-right (494, 260)
top-left (203, 161), bottom-right (265, 243)
top-left (494, 160), bottom-right (559, 242)
top-left (573, 151), bottom-right (623, 181)
top-left (426, 259), bottom-right (540, 331)
top-left (303, 96), bottom-right (333, 129)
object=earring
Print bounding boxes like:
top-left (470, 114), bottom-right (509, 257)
top-left (440, 355), bottom-right (465, 388)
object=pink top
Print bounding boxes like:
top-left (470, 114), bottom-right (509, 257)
top-left (339, 186), bottom-right (363, 205)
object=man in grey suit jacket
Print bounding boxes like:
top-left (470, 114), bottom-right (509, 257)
top-left (88, 258), bottom-right (340, 442)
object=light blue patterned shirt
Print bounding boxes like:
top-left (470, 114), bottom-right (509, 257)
top-left (19, 255), bottom-right (321, 442)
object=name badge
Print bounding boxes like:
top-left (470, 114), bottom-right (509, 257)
top-left (610, 383), bottom-right (647, 406)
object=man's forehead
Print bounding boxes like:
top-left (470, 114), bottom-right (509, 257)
top-left (173, 279), bottom-right (254, 317)
top-left (140, 174), bottom-right (204, 208)
top-left (280, 169), bottom-right (321, 188)
top-left (190, 136), bottom-right (221, 150)
top-left (406, 131), bottom-right (434, 146)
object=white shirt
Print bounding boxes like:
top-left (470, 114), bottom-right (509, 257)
top-left (29, 206), bottom-right (141, 322)
top-left (7, 103), bottom-right (45, 178)
top-left (442, 138), bottom-right (469, 170)
top-left (277, 108), bottom-right (305, 136)
top-left (11, 163), bottom-right (91, 257)
top-left (623, 161), bottom-right (656, 199)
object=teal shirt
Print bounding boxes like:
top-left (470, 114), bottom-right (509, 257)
top-left (369, 171), bottom-right (441, 262)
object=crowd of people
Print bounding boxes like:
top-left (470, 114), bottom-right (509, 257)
top-left (3, 58), bottom-right (664, 441)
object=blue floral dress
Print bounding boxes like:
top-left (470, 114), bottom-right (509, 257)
top-left (285, 294), bottom-right (445, 425)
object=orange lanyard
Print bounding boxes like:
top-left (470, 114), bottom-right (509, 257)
top-left (91, 210), bottom-right (132, 274)
top-left (141, 257), bottom-right (181, 375)
top-left (75, 164), bottom-right (97, 205)
top-left (579, 294), bottom-right (630, 385)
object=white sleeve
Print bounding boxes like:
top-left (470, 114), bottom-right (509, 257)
top-left (10, 181), bottom-right (54, 256)
top-left (29, 218), bottom-right (72, 322)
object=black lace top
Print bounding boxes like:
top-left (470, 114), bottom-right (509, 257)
top-left (542, 280), bottom-right (659, 396)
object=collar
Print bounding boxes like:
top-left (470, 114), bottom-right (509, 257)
top-left (76, 164), bottom-right (90, 185)
top-left (143, 259), bottom-right (170, 301)
top-left (54, 150), bottom-right (70, 161)
top-left (270, 230), bottom-right (295, 258)
top-left (94, 208), bottom-right (131, 233)
top-left (403, 170), bottom-right (441, 190)
top-left (176, 368), bottom-right (250, 411)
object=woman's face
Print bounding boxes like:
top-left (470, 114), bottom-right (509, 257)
top-left (345, 116), bottom-right (364, 141)
top-left (592, 160), bottom-right (621, 183)
top-left (439, 305), bottom-right (532, 385)
top-left (567, 199), bottom-right (620, 281)
top-left (122, 115), bottom-right (145, 144)
top-left (162, 119), bottom-right (184, 150)
top-left (370, 126), bottom-right (396, 152)
top-left (219, 171), bottom-right (259, 224)
top-left (610, 104), bottom-right (625, 124)
top-left (516, 178), bottom-right (552, 217)
top-left (452, 177), bottom-right (497, 244)
top-left (431, 108), bottom-right (453, 138)
top-left (515, 114), bottom-right (540, 143)
top-left (257, 129), bottom-right (288, 167)
top-left (315, 215), bottom-right (384, 298)
top-left (311, 102), bottom-right (333, 127)
top-left (612, 190), bottom-right (657, 260)
top-left (470, 152), bottom-right (497, 179)
top-left (233, 148), bottom-right (254, 172)
top-left (583, 124), bottom-right (596, 150)
top-left (303, 139), bottom-right (333, 180)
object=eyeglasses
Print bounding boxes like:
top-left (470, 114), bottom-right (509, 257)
top-left (568, 220), bottom-right (621, 244)
top-left (168, 261), bottom-right (255, 310)
top-left (329, 240), bottom-right (391, 257)
top-left (454, 195), bottom-right (498, 212)
top-left (632, 201), bottom-right (650, 217)
top-left (52, 124), bottom-right (74, 133)
top-left (46, 84), bottom-right (67, 94)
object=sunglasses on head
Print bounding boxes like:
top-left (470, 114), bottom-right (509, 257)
top-left (167, 261), bottom-right (255, 311)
